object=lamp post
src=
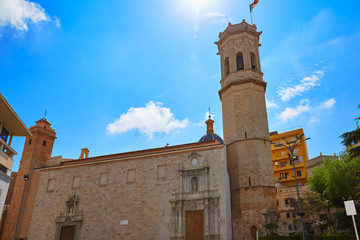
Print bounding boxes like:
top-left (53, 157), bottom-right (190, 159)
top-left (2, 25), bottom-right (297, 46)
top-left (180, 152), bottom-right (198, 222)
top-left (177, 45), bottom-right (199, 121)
top-left (260, 210), bottom-right (268, 236)
top-left (14, 174), bottom-right (29, 240)
top-left (271, 134), bottom-right (310, 240)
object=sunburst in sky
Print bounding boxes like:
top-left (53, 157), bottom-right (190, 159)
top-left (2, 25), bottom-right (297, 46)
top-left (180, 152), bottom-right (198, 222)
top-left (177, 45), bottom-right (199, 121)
top-left (1, 0), bottom-right (360, 172)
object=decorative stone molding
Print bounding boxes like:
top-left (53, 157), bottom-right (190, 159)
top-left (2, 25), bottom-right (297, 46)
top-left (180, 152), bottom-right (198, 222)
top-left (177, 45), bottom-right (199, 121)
top-left (170, 152), bottom-right (221, 240)
top-left (54, 193), bottom-right (84, 240)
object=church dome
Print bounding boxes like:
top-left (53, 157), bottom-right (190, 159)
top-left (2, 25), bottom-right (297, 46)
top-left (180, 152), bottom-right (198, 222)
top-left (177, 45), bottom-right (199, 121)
top-left (198, 115), bottom-right (224, 144)
top-left (199, 132), bottom-right (224, 144)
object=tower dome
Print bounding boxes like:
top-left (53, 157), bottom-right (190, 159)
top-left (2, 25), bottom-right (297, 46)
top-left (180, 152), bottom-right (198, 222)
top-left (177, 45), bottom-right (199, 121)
top-left (198, 116), bottom-right (223, 144)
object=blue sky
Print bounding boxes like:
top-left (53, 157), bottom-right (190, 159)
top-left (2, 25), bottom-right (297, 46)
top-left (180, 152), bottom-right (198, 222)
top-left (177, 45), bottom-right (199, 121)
top-left (1, 0), bottom-right (359, 171)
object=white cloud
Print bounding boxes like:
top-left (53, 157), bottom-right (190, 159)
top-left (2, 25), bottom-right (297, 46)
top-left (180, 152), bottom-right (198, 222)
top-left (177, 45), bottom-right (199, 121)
top-left (310, 116), bottom-right (320, 123)
top-left (277, 100), bottom-right (310, 122)
top-left (54, 16), bottom-right (61, 28)
top-left (277, 70), bottom-right (324, 101)
top-left (0, 0), bottom-right (49, 31)
top-left (318, 98), bottom-right (335, 109)
top-left (204, 11), bottom-right (225, 18)
top-left (266, 99), bottom-right (278, 108)
top-left (107, 101), bottom-right (189, 139)
top-left (203, 11), bottom-right (229, 24)
top-left (204, 111), bottom-right (214, 120)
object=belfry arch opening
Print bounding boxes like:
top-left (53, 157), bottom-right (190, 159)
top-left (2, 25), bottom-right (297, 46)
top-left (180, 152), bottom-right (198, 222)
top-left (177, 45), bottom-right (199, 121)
top-left (250, 52), bottom-right (257, 70)
top-left (224, 57), bottom-right (230, 76)
top-left (236, 52), bottom-right (244, 71)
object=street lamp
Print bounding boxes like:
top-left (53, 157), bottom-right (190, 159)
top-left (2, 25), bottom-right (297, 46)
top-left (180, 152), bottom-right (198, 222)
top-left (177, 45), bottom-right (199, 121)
top-left (260, 210), bottom-right (269, 236)
top-left (14, 174), bottom-right (30, 240)
top-left (271, 134), bottom-right (310, 240)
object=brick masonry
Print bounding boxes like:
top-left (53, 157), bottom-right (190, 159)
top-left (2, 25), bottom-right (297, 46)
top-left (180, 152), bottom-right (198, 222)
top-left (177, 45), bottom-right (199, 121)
top-left (27, 143), bottom-right (231, 240)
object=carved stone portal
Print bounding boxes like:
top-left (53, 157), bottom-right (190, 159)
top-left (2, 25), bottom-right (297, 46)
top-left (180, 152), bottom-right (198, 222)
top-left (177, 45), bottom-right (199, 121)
top-left (55, 193), bottom-right (84, 240)
top-left (170, 152), bottom-right (220, 240)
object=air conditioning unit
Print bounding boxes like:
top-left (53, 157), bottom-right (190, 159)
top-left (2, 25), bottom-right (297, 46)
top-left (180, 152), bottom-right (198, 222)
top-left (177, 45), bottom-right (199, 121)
top-left (275, 162), bottom-right (278, 166)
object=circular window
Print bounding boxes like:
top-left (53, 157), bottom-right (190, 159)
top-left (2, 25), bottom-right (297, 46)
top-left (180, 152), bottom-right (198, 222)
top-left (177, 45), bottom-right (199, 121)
top-left (191, 157), bottom-right (198, 166)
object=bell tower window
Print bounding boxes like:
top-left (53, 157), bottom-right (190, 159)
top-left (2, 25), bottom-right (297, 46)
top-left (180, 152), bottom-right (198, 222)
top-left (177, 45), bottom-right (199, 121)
top-left (224, 57), bottom-right (230, 76)
top-left (250, 52), bottom-right (257, 70)
top-left (236, 52), bottom-right (244, 71)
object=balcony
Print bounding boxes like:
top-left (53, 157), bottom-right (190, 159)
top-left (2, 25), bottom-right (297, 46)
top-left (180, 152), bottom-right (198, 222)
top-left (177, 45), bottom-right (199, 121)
top-left (0, 137), bottom-right (16, 172)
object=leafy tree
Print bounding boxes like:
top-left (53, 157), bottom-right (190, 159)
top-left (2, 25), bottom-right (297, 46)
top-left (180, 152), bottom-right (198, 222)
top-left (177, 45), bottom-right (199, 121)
top-left (309, 152), bottom-right (360, 203)
top-left (265, 223), bottom-right (279, 235)
top-left (287, 191), bottom-right (335, 234)
top-left (332, 208), bottom-right (360, 234)
top-left (340, 104), bottom-right (360, 157)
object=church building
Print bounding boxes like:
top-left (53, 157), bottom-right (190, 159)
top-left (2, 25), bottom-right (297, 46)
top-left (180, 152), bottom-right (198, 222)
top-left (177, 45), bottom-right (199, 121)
top-left (1, 20), bottom-right (277, 240)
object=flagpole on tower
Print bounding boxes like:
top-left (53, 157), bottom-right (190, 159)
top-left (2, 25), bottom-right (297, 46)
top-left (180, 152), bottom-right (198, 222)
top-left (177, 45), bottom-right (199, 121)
top-left (249, 0), bottom-right (259, 25)
top-left (249, 3), bottom-right (253, 25)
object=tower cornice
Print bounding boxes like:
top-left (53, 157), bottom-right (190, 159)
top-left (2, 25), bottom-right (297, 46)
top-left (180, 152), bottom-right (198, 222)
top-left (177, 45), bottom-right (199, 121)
top-left (218, 78), bottom-right (267, 100)
top-left (214, 20), bottom-right (262, 48)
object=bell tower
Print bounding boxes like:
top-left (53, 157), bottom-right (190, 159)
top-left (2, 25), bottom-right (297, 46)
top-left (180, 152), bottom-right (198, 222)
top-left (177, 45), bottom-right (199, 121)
top-left (0, 118), bottom-right (56, 240)
top-left (215, 20), bottom-right (277, 239)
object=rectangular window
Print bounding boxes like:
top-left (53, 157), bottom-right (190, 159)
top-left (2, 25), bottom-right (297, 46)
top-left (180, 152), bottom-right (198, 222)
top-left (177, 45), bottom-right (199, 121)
top-left (297, 171), bottom-right (302, 177)
top-left (127, 169), bottom-right (136, 183)
top-left (0, 164), bottom-right (7, 174)
top-left (292, 212), bottom-right (296, 218)
top-left (294, 224), bottom-right (298, 230)
top-left (288, 225), bottom-right (292, 231)
top-left (294, 148), bottom-right (300, 154)
top-left (298, 155), bottom-right (303, 162)
top-left (285, 199), bottom-right (289, 205)
top-left (286, 213), bottom-right (290, 218)
top-left (280, 162), bottom-right (287, 167)
top-left (285, 173), bottom-right (289, 178)
top-left (281, 151), bottom-right (285, 156)
top-left (47, 178), bottom-right (56, 192)
top-left (0, 127), bottom-right (9, 142)
top-left (99, 173), bottom-right (108, 186)
top-left (280, 173), bottom-right (283, 178)
top-left (157, 165), bottom-right (167, 179)
top-left (73, 176), bottom-right (81, 189)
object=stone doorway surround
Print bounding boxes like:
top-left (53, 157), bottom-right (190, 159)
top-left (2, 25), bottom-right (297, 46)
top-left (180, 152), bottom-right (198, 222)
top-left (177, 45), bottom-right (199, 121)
top-left (54, 193), bottom-right (83, 240)
top-left (170, 152), bottom-right (221, 240)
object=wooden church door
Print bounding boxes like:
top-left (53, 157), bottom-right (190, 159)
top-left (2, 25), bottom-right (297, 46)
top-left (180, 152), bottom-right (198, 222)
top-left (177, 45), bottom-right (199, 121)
top-left (59, 225), bottom-right (75, 240)
top-left (185, 210), bottom-right (204, 240)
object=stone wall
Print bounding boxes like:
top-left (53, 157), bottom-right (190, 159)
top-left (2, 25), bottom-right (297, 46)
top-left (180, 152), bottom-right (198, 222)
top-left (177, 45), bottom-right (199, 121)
top-left (28, 142), bottom-right (231, 240)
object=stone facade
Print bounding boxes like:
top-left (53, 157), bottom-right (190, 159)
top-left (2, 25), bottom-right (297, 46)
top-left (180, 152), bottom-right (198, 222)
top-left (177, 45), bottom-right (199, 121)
top-left (215, 20), bottom-right (278, 239)
top-left (26, 141), bottom-right (231, 240)
top-left (275, 183), bottom-right (308, 235)
top-left (306, 153), bottom-right (338, 177)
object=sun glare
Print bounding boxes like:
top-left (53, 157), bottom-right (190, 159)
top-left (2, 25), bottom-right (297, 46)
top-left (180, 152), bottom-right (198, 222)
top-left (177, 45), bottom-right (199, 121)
top-left (177, 0), bottom-right (212, 16)
top-left (194, 0), bottom-right (207, 9)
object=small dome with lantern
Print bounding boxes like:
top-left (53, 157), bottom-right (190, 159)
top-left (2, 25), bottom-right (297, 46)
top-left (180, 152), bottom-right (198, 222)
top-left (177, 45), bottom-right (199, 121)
top-left (198, 115), bottom-right (224, 144)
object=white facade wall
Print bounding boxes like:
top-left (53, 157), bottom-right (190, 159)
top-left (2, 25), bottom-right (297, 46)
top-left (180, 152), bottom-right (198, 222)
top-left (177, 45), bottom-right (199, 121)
top-left (0, 171), bottom-right (11, 221)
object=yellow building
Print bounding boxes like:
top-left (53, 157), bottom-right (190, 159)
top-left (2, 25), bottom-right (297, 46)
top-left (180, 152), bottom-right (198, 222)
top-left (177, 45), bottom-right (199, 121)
top-left (270, 128), bottom-right (309, 187)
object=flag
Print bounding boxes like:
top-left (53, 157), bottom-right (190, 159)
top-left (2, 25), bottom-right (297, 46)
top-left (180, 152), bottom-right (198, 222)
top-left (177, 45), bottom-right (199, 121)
top-left (250, 0), bottom-right (259, 12)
